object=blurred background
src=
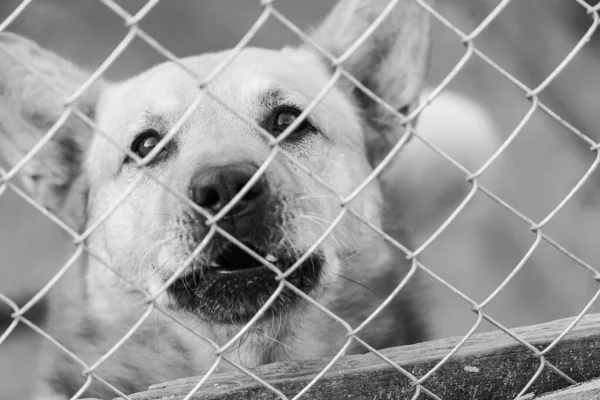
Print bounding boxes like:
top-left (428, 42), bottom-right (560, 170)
top-left (1, 1), bottom-right (600, 399)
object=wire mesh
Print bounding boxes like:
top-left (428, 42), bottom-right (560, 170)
top-left (1, 0), bottom-right (600, 399)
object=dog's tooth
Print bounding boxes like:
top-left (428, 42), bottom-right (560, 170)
top-left (265, 254), bottom-right (277, 263)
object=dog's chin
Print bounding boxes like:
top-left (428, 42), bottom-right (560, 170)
top-left (166, 246), bottom-right (324, 325)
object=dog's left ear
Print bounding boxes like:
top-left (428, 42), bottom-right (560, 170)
top-left (309, 0), bottom-right (432, 164)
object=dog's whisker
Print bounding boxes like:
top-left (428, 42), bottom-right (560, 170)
top-left (136, 236), bottom-right (177, 279)
top-left (339, 250), bottom-right (362, 263)
top-left (297, 213), bottom-right (332, 224)
top-left (146, 253), bottom-right (181, 282)
top-left (291, 193), bottom-right (338, 203)
top-left (335, 273), bottom-right (383, 301)
top-left (297, 214), bottom-right (343, 248)
top-left (258, 330), bottom-right (301, 359)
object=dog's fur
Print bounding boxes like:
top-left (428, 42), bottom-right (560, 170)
top-left (0, 1), bottom-right (433, 398)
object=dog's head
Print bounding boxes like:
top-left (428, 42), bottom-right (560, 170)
top-left (0, 0), bottom-right (430, 325)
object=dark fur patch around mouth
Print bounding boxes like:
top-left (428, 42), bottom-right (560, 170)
top-left (166, 248), bottom-right (324, 325)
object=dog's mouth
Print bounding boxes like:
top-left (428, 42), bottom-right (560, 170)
top-left (210, 244), bottom-right (276, 274)
top-left (166, 243), bottom-right (324, 325)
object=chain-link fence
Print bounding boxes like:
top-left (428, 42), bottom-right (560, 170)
top-left (1, 0), bottom-right (600, 399)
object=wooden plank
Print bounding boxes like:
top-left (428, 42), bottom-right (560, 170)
top-left (114, 314), bottom-right (600, 400)
top-left (534, 378), bottom-right (600, 399)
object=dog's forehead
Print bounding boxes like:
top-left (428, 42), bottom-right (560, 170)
top-left (100, 47), bottom-right (329, 122)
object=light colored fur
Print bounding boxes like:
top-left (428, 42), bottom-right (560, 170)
top-left (393, 88), bottom-right (501, 234)
top-left (0, 1), bottom-right (447, 399)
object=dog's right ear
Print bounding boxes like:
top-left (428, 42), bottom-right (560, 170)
top-left (308, 0), bottom-right (432, 166)
top-left (0, 33), bottom-right (103, 215)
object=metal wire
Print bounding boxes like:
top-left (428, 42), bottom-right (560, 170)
top-left (0, 0), bottom-right (599, 399)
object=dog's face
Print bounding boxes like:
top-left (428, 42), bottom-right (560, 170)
top-left (89, 48), bottom-right (380, 324)
top-left (0, 0), bottom-right (430, 325)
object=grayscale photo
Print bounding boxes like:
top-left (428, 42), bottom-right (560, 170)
top-left (1, 1), bottom-right (599, 399)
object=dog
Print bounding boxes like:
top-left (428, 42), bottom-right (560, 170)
top-left (0, 0), bottom-right (434, 398)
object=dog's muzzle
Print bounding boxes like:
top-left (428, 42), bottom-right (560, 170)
top-left (166, 162), bottom-right (324, 325)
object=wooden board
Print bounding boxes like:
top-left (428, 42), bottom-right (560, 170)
top-left (534, 378), bottom-right (600, 399)
top-left (107, 313), bottom-right (600, 400)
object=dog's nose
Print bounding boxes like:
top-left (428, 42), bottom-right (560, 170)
top-left (189, 162), bottom-right (267, 217)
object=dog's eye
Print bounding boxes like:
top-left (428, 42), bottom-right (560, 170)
top-left (269, 107), bottom-right (313, 140)
top-left (131, 129), bottom-right (166, 161)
